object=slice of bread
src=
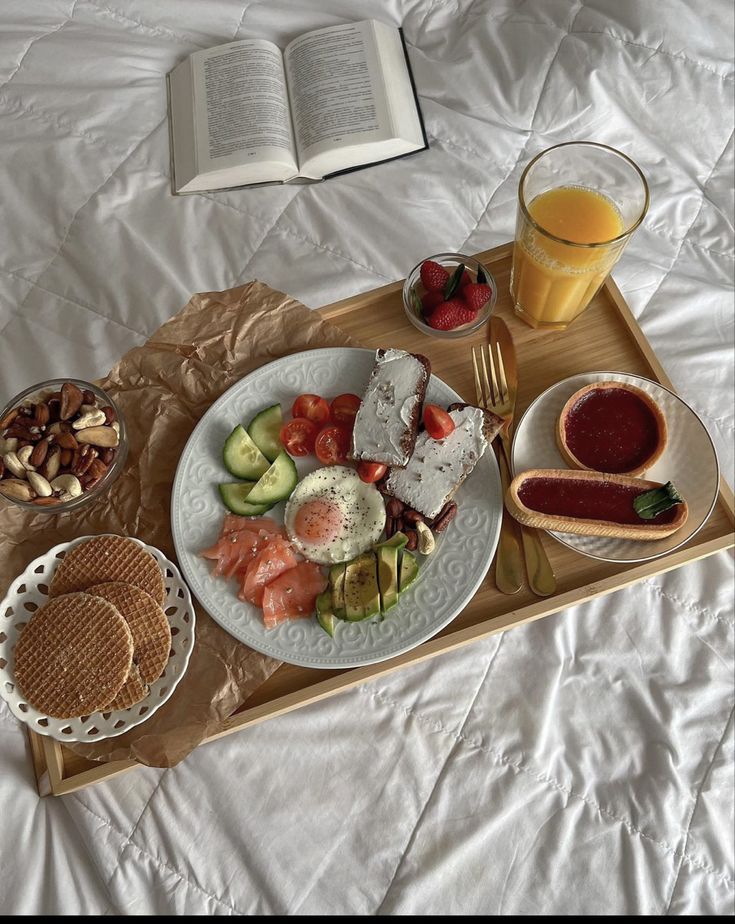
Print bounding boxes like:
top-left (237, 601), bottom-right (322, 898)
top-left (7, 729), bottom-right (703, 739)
top-left (386, 403), bottom-right (500, 519)
top-left (351, 349), bottom-right (431, 467)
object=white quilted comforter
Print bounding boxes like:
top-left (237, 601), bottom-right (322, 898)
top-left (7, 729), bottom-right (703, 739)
top-left (1, 1), bottom-right (733, 915)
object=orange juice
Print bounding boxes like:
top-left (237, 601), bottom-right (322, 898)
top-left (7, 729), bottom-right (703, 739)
top-left (511, 186), bottom-right (626, 329)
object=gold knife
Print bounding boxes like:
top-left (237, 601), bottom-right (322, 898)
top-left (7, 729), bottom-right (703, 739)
top-left (489, 317), bottom-right (557, 597)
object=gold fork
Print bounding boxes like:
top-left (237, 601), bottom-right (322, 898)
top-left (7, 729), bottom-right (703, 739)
top-left (473, 341), bottom-right (557, 597)
top-left (472, 345), bottom-right (523, 594)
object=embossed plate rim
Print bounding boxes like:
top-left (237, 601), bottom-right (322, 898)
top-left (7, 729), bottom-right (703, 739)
top-left (511, 371), bottom-right (720, 563)
top-left (171, 347), bottom-right (502, 669)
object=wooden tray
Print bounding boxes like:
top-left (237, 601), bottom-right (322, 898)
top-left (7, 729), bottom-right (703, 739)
top-left (28, 243), bottom-right (734, 796)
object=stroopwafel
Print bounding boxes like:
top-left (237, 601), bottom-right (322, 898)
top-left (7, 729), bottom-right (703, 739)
top-left (14, 593), bottom-right (133, 718)
top-left (89, 581), bottom-right (171, 697)
top-left (106, 661), bottom-right (148, 711)
top-left (50, 536), bottom-right (165, 606)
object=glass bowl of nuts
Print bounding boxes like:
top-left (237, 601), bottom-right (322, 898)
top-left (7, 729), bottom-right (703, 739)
top-left (0, 379), bottom-right (127, 514)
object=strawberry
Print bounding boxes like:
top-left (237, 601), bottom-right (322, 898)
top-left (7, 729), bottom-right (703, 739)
top-left (420, 260), bottom-right (449, 292)
top-left (462, 282), bottom-right (493, 312)
top-left (421, 290), bottom-right (444, 316)
top-left (460, 270), bottom-right (473, 288)
top-left (427, 298), bottom-right (478, 330)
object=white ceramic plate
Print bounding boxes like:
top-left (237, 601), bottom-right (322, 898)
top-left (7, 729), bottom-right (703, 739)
top-left (511, 371), bottom-right (720, 563)
top-left (0, 535), bottom-right (196, 742)
top-left (171, 347), bottom-right (502, 669)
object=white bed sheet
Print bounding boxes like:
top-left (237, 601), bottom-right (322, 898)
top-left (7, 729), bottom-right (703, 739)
top-left (0, 1), bottom-right (732, 915)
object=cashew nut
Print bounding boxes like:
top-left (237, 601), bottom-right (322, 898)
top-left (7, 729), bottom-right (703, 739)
top-left (16, 445), bottom-right (37, 471)
top-left (72, 406), bottom-right (107, 430)
top-left (50, 474), bottom-right (83, 500)
top-left (416, 520), bottom-right (436, 555)
top-left (27, 471), bottom-right (53, 497)
top-left (3, 451), bottom-right (28, 479)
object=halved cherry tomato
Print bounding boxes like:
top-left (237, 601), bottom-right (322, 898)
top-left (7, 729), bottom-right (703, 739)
top-left (292, 394), bottom-right (330, 425)
top-left (280, 418), bottom-right (318, 457)
top-left (330, 393), bottom-right (361, 428)
top-left (424, 404), bottom-right (455, 440)
top-left (314, 425), bottom-right (351, 465)
top-left (357, 461), bottom-right (387, 484)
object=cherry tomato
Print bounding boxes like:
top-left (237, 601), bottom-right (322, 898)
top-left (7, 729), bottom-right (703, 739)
top-left (292, 394), bottom-right (330, 425)
top-left (315, 425), bottom-right (351, 465)
top-left (280, 418), bottom-right (318, 457)
top-left (357, 461), bottom-right (388, 484)
top-left (330, 393), bottom-right (361, 427)
top-left (424, 404), bottom-right (455, 440)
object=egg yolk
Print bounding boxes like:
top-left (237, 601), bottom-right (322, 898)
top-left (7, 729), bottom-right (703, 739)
top-left (294, 499), bottom-right (343, 544)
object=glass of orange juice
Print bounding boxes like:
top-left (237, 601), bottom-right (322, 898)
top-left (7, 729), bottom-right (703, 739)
top-left (510, 142), bottom-right (649, 330)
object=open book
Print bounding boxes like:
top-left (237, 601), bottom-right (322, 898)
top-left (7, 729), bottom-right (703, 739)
top-left (167, 20), bottom-right (427, 194)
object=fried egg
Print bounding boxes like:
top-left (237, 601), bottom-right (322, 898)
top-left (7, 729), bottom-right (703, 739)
top-left (284, 465), bottom-right (386, 565)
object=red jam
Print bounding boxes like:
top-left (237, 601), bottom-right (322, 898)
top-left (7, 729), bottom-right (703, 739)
top-left (564, 387), bottom-right (659, 473)
top-left (518, 477), bottom-right (679, 525)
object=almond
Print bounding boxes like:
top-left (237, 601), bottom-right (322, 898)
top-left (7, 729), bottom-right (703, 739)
top-left (32, 496), bottom-right (62, 507)
top-left (0, 408), bottom-right (19, 430)
top-left (101, 405), bottom-right (117, 425)
top-left (60, 382), bottom-right (83, 420)
top-left (82, 389), bottom-right (95, 405)
top-left (76, 426), bottom-right (119, 448)
top-left (59, 448), bottom-right (73, 468)
top-left (29, 437), bottom-right (50, 468)
top-left (55, 431), bottom-right (79, 450)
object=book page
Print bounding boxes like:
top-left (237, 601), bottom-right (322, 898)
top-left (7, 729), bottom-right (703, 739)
top-left (190, 39), bottom-right (297, 185)
top-left (284, 22), bottom-right (392, 167)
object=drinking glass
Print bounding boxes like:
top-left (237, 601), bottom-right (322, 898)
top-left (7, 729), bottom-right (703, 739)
top-left (510, 142), bottom-right (649, 330)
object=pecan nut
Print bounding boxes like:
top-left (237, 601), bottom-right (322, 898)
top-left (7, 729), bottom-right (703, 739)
top-left (431, 501), bottom-right (458, 533)
top-left (32, 402), bottom-right (50, 426)
top-left (404, 528), bottom-right (418, 551)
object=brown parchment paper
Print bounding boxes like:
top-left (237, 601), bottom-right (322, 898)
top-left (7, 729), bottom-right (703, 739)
top-left (0, 281), bottom-right (356, 768)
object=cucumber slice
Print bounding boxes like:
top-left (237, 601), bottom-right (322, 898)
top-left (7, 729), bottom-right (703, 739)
top-left (218, 482), bottom-right (272, 516)
top-left (247, 404), bottom-right (283, 462)
top-left (246, 451), bottom-right (298, 505)
top-left (223, 425), bottom-right (270, 479)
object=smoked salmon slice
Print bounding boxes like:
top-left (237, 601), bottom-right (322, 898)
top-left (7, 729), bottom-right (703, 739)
top-left (239, 538), bottom-right (299, 605)
top-left (262, 561), bottom-right (328, 630)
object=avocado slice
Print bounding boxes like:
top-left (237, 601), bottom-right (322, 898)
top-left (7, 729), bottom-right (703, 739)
top-left (376, 531), bottom-right (408, 551)
top-left (398, 550), bottom-right (419, 593)
top-left (316, 591), bottom-right (337, 638)
top-left (344, 553), bottom-right (381, 621)
top-left (377, 544), bottom-right (399, 614)
top-left (329, 562), bottom-right (347, 619)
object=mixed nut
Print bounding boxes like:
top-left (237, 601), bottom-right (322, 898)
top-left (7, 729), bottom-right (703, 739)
top-left (378, 481), bottom-right (458, 553)
top-left (0, 382), bottom-right (121, 507)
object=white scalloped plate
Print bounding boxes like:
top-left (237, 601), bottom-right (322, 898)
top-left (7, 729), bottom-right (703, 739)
top-left (0, 535), bottom-right (196, 742)
top-left (171, 347), bottom-right (502, 669)
top-left (511, 372), bottom-right (720, 563)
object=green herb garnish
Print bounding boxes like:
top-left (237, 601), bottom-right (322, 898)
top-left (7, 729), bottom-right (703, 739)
top-left (633, 481), bottom-right (684, 520)
top-left (444, 263), bottom-right (465, 300)
top-left (477, 265), bottom-right (487, 285)
top-left (410, 287), bottom-right (423, 317)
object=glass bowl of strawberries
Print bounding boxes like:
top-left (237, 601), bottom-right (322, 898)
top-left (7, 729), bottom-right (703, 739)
top-left (403, 252), bottom-right (497, 338)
